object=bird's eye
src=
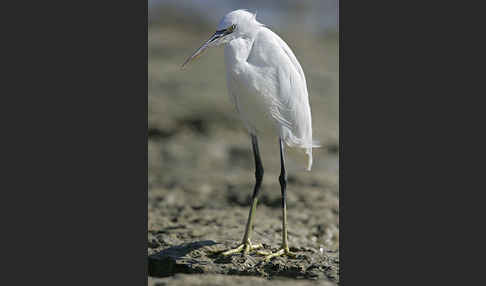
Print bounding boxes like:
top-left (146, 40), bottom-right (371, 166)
top-left (229, 24), bottom-right (236, 32)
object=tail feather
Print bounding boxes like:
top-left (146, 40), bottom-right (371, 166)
top-left (285, 136), bottom-right (320, 171)
top-left (281, 126), bottom-right (321, 171)
top-left (305, 140), bottom-right (321, 171)
top-left (306, 148), bottom-right (313, 171)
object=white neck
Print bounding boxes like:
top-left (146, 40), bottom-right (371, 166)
top-left (224, 36), bottom-right (255, 64)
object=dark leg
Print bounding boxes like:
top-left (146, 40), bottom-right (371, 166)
top-left (242, 134), bottom-right (264, 242)
top-left (278, 137), bottom-right (289, 250)
top-left (222, 134), bottom-right (264, 255)
top-left (259, 137), bottom-right (297, 260)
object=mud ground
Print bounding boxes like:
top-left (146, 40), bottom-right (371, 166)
top-left (148, 6), bottom-right (339, 285)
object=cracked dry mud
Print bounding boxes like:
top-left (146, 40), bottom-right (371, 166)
top-left (149, 6), bottom-right (339, 285)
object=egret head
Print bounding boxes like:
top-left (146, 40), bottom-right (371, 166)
top-left (181, 9), bottom-right (260, 69)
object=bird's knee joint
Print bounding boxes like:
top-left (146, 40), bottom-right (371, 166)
top-left (255, 167), bottom-right (264, 181)
top-left (279, 174), bottom-right (287, 187)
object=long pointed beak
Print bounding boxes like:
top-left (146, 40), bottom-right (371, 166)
top-left (181, 31), bottom-right (224, 69)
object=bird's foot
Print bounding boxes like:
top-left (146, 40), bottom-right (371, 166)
top-left (221, 240), bottom-right (263, 256)
top-left (257, 246), bottom-right (298, 261)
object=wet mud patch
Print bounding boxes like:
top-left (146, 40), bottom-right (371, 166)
top-left (148, 128), bottom-right (177, 140)
top-left (148, 117), bottom-right (211, 141)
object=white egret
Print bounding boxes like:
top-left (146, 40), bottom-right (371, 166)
top-left (182, 9), bottom-right (319, 260)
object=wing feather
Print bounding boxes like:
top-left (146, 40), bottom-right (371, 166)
top-left (246, 27), bottom-right (318, 170)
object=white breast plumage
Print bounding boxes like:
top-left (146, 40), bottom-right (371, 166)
top-left (224, 27), bottom-right (318, 170)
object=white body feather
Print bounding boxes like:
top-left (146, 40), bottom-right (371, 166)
top-left (223, 21), bottom-right (318, 170)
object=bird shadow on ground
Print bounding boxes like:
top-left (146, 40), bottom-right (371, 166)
top-left (148, 240), bottom-right (218, 277)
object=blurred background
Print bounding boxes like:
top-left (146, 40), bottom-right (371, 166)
top-left (148, 0), bottom-right (339, 283)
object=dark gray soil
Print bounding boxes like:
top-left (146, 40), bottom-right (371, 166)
top-left (149, 6), bottom-right (339, 285)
